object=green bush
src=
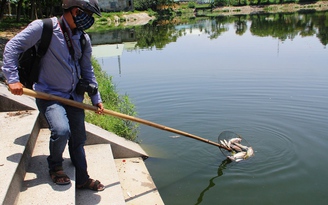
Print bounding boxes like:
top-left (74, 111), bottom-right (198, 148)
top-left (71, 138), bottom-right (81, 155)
top-left (85, 58), bottom-right (139, 142)
top-left (188, 1), bottom-right (196, 8)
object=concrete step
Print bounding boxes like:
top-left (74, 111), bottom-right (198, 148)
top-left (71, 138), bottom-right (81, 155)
top-left (1, 84), bottom-right (164, 205)
top-left (0, 110), bottom-right (40, 205)
top-left (16, 129), bottom-right (76, 205)
top-left (16, 130), bottom-right (127, 205)
top-left (0, 83), bottom-right (37, 111)
top-left (115, 158), bottom-right (164, 205)
top-left (76, 144), bottom-right (126, 205)
top-left (85, 122), bottom-right (148, 159)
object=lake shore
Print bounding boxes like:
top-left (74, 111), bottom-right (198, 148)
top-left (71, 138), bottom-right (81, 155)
top-left (1, 2), bottom-right (328, 61)
top-left (212, 1), bottom-right (328, 16)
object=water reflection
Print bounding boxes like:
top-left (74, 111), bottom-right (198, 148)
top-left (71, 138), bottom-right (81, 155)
top-left (93, 44), bottom-right (124, 74)
top-left (92, 9), bottom-right (328, 205)
top-left (90, 11), bottom-right (328, 50)
top-left (195, 159), bottom-right (231, 205)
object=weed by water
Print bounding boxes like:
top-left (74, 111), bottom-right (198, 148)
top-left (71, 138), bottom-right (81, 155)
top-left (85, 58), bottom-right (139, 142)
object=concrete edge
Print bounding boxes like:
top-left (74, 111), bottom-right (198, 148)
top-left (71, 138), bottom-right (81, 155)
top-left (77, 144), bottom-right (126, 205)
top-left (115, 157), bottom-right (164, 205)
top-left (1, 111), bottom-right (41, 205)
top-left (85, 122), bottom-right (149, 159)
top-left (0, 83), bottom-right (37, 111)
top-left (17, 128), bottom-right (76, 205)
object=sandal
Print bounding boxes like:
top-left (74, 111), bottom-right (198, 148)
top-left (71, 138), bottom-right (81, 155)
top-left (49, 166), bottom-right (71, 185)
top-left (77, 178), bottom-right (105, 191)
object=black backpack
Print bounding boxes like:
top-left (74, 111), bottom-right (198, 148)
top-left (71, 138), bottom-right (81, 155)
top-left (18, 18), bottom-right (53, 89)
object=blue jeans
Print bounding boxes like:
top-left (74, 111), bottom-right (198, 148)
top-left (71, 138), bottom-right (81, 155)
top-left (36, 99), bottom-right (89, 186)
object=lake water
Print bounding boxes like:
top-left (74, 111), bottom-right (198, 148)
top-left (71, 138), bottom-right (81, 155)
top-left (93, 12), bottom-right (328, 205)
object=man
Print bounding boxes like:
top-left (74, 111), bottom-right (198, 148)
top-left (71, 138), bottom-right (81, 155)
top-left (1, 0), bottom-right (105, 191)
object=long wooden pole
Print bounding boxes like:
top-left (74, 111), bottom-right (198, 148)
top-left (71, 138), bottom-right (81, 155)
top-left (23, 88), bottom-right (230, 150)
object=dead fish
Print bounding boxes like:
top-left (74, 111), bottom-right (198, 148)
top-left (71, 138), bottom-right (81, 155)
top-left (235, 158), bottom-right (244, 162)
top-left (227, 151), bottom-right (246, 161)
top-left (229, 137), bottom-right (242, 144)
top-left (220, 140), bottom-right (225, 145)
top-left (230, 144), bottom-right (242, 152)
top-left (227, 140), bottom-right (231, 148)
top-left (220, 140), bottom-right (228, 148)
top-left (227, 155), bottom-right (244, 162)
top-left (233, 142), bottom-right (249, 151)
top-left (244, 147), bottom-right (254, 159)
top-left (170, 135), bottom-right (180, 138)
top-left (234, 151), bottom-right (246, 159)
top-left (227, 156), bottom-right (236, 161)
top-left (224, 139), bottom-right (230, 148)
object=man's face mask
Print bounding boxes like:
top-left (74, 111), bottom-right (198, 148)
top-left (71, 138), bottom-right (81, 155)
top-left (74, 9), bottom-right (94, 31)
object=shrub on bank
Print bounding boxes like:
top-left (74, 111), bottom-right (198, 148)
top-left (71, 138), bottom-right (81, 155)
top-left (85, 58), bottom-right (139, 142)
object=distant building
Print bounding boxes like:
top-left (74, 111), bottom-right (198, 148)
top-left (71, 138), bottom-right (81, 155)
top-left (98, 0), bottom-right (134, 12)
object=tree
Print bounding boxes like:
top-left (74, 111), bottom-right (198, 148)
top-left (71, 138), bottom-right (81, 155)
top-left (16, 0), bottom-right (23, 21)
top-left (1, 0), bottom-right (62, 22)
top-left (0, 0), bottom-right (8, 20)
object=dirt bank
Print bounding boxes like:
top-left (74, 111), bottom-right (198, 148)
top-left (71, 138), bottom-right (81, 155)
top-left (213, 2), bottom-right (328, 15)
top-left (122, 13), bottom-right (155, 26)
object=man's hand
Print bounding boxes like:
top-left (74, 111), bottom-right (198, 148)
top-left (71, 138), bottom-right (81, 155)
top-left (8, 82), bottom-right (24, 95)
top-left (95, 102), bottom-right (104, 114)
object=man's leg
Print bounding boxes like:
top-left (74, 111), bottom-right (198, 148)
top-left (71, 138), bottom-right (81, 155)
top-left (65, 105), bottom-right (89, 186)
top-left (66, 105), bottom-right (105, 191)
top-left (36, 99), bottom-right (71, 184)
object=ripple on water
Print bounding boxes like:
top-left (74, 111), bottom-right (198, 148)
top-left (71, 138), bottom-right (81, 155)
top-left (225, 121), bottom-right (301, 180)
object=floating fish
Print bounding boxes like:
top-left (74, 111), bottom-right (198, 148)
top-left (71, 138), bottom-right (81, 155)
top-left (220, 140), bottom-right (228, 148)
top-left (227, 156), bottom-right (244, 162)
top-left (229, 137), bottom-right (242, 144)
top-left (230, 144), bottom-right (242, 152)
top-left (227, 140), bottom-right (231, 148)
top-left (224, 136), bottom-right (254, 161)
top-left (228, 151), bottom-right (247, 162)
top-left (244, 147), bottom-right (254, 159)
top-left (227, 156), bottom-right (235, 161)
top-left (224, 139), bottom-right (229, 148)
top-left (234, 151), bottom-right (247, 159)
top-left (170, 135), bottom-right (180, 138)
top-left (233, 142), bottom-right (249, 151)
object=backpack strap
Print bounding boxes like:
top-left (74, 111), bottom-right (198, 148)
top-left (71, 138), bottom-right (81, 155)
top-left (80, 31), bottom-right (86, 52)
top-left (29, 18), bottom-right (53, 84)
top-left (79, 31), bottom-right (86, 66)
top-left (37, 18), bottom-right (53, 57)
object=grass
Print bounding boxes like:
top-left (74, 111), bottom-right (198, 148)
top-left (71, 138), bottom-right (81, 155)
top-left (84, 58), bottom-right (139, 142)
top-left (0, 18), bottom-right (29, 31)
top-left (88, 10), bottom-right (156, 32)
